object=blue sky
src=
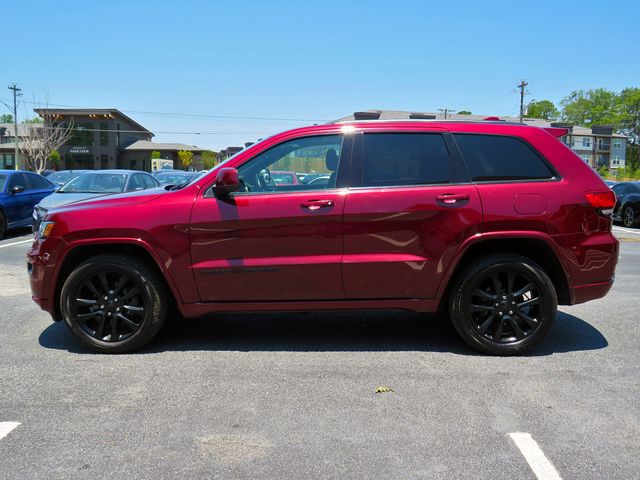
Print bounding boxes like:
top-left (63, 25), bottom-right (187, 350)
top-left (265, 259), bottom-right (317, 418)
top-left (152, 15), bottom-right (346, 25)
top-left (3, 0), bottom-right (639, 150)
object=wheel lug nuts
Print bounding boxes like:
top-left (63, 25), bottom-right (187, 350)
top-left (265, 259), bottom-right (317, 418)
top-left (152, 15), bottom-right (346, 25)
top-left (509, 310), bottom-right (513, 315)
top-left (502, 296), bottom-right (507, 300)
top-left (107, 312), bottom-right (112, 316)
top-left (100, 304), bottom-right (104, 309)
top-left (114, 298), bottom-right (118, 302)
top-left (104, 296), bottom-right (108, 300)
top-left (512, 301), bottom-right (515, 305)
top-left (495, 303), bottom-right (499, 307)
top-left (116, 307), bottom-right (120, 312)
top-left (499, 312), bottom-right (503, 316)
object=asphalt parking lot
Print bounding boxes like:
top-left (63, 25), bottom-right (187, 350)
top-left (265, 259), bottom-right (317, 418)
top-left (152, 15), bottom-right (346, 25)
top-left (0, 228), bottom-right (638, 480)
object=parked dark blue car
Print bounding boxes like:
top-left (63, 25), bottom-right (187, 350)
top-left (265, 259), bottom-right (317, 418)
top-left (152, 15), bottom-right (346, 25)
top-left (0, 170), bottom-right (56, 238)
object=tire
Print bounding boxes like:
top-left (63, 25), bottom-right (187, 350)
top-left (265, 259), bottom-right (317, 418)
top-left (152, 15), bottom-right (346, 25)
top-left (449, 254), bottom-right (557, 355)
top-left (0, 210), bottom-right (6, 239)
top-left (623, 205), bottom-right (637, 227)
top-left (60, 254), bottom-right (167, 353)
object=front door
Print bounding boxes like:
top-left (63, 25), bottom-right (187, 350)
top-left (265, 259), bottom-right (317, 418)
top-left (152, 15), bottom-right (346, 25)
top-left (190, 133), bottom-right (351, 302)
top-left (342, 131), bottom-right (482, 299)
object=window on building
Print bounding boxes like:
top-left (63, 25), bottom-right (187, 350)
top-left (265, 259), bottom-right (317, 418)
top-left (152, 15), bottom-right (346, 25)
top-left (613, 138), bottom-right (622, 149)
top-left (100, 122), bottom-right (108, 146)
top-left (100, 154), bottom-right (109, 169)
top-left (359, 133), bottom-right (450, 187)
top-left (454, 134), bottom-right (555, 181)
top-left (67, 123), bottom-right (94, 146)
top-left (611, 155), bottom-right (622, 167)
top-left (582, 137), bottom-right (592, 147)
top-left (581, 154), bottom-right (591, 164)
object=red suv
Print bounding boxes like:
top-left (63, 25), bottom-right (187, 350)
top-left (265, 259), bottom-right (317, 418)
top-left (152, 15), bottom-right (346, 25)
top-left (28, 120), bottom-right (618, 354)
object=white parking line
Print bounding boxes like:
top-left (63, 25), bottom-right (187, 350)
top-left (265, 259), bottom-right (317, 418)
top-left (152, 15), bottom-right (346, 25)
top-left (0, 422), bottom-right (20, 441)
top-left (613, 226), bottom-right (640, 236)
top-left (509, 432), bottom-right (562, 480)
top-left (0, 238), bottom-right (33, 249)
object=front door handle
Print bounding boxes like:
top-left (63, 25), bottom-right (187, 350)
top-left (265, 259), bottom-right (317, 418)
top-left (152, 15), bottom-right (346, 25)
top-left (436, 194), bottom-right (470, 205)
top-left (301, 199), bottom-right (334, 211)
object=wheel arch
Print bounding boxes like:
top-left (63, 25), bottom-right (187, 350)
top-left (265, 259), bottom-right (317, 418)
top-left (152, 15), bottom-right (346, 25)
top-left (438, 234), bottom-right (571, 310)
top-left (53, 241), bottom-right (180, 321)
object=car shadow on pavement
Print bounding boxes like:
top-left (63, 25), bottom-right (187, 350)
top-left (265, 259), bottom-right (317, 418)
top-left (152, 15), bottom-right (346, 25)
top-left (1, 227), bottom-right (32, 241)
top-left (38, 310), bottom-right (607, 356)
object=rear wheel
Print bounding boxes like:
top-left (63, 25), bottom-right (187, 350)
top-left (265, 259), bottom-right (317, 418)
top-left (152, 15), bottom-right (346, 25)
top-left (449, 254), bottom-right (557, 355)
top-left (623, 205), bottom-right (636, 227)
top-left (60, 254), bottom-right (167, 353)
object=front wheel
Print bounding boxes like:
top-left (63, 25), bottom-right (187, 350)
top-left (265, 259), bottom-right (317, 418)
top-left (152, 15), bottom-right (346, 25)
top-left (449, 254), bottom-right (557, 355)
top-left (623, 205), bottom-right (637, 227)
top-left (60, 254), bottom-right (167, 353)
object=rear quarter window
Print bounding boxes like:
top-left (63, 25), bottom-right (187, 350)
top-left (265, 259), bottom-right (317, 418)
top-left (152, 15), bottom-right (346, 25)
top-left (453, 134), bottom-right (555, 182)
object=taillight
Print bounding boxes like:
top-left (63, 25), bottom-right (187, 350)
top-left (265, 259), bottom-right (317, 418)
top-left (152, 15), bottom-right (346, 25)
top-left (585, 190), bottom-right (616, 215)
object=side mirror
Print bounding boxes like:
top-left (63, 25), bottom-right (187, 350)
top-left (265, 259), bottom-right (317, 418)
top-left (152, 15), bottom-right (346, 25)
top-left (213, 167), bottom-right (240, 196)
top-left (10, 185), bottom-right (25, 194)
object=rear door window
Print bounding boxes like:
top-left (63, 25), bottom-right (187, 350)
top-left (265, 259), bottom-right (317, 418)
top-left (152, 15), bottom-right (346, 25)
top-left (453, 134), bottom-right (555, 182)
top-left (26, 173), bottom-right (53, 190)
top-left (358, 133), bottom-right (450, 187)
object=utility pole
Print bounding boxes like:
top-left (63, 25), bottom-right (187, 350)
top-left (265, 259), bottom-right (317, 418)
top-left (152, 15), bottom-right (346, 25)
top-left (438, 108), bottom-right (456, 119)
top-left (7, 83), bottom-right (22, 170)
top-left (517, 80), bottom-right (529, 123)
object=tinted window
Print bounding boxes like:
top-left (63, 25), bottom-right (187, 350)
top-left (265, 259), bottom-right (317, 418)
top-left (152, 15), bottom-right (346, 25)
top-left (127, 174), bottom-right (146, 191)
top-left (454, 134), bottom-right (555, 181)
top-left (0, 175), bottom-right (7, 192)
top-left (142, 174), bottom-right (158, 189)
top-left (360, 133), bottom-right (450, 187)
top-left (27, 173), bottom-right (53, 190)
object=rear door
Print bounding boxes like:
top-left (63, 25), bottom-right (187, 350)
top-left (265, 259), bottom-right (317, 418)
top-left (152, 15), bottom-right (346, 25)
top-left (190, 133), bottom-right (352, 302)
top-left (342, 131), bottom-right (482, 299)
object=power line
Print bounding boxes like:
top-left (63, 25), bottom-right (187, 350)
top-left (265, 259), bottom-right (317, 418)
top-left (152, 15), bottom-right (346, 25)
top-left (0, 98), bottom-right (327, 123)
top-left (31, 125), bottom-right (274, 135)
top-left (437, 108), bottom-right (456, 119)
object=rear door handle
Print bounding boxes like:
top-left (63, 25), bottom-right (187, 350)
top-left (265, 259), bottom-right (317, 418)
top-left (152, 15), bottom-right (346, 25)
top-left (301, 199), bottom-right (334, 211)
top-left (436, 194), bottom-right (470, 205)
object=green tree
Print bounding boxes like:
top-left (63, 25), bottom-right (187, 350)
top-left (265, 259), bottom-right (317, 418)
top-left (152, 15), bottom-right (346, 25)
top-left (560, 89), bottom-right (618, 126)
top-left (201, 150), bottom-right (217, 169)
top-left (616, 87), bottom-right (640, 170)
top-left (525, 100), bottom-right (559, 120)
top-left (22, 116), bottom-right (44, 124)
top-left (178, 150), bottom-right (194, 169)
top-left (457, 110), bottom-right (472, 115)
top-left (151, 150), bottom-right (161, 159)
top-left (49, 150), bottom-right (61, 169)
top-left (0, 113), bottom-right (13, 123)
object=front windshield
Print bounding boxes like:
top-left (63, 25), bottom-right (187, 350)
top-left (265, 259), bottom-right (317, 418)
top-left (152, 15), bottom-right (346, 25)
top-left (0, 175), bottom-right (6, 192)
top-left (47, 171), bottom-right (72, 184)
top-left (157, 173), bottom-right (197, 186)
top-left (60, 173), bottom-right (128, 193)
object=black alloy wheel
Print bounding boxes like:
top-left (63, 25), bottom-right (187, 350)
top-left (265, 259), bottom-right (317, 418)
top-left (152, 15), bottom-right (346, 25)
top-left (623, 205), bottom-right (636, 227)
top-left (449, 254), bottom-right (557, 355)
top-left (60, 254), bottom-right (167, 353)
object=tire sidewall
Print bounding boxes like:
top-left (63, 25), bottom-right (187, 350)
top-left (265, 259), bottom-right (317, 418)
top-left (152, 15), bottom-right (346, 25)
top-left (60, 257), bottom-right (165, 353)
top-left (450, 256), bottom-right (557, 355)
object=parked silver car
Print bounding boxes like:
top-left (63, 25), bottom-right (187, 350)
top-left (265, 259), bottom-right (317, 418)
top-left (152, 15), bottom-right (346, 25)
top-left (33, 170), bottom-right (160, 225)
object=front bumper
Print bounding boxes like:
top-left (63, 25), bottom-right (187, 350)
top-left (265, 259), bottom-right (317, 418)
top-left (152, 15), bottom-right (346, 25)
top-left (27, 236), bottom-right (63, 319)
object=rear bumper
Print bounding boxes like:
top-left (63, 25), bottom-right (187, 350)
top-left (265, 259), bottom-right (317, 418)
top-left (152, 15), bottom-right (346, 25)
top-left (571, 278), bottom-right (614, 305)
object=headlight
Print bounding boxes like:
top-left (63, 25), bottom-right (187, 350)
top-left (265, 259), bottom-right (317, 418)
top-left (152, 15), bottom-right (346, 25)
top-left (38, 221), bottom-right (55, 238)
